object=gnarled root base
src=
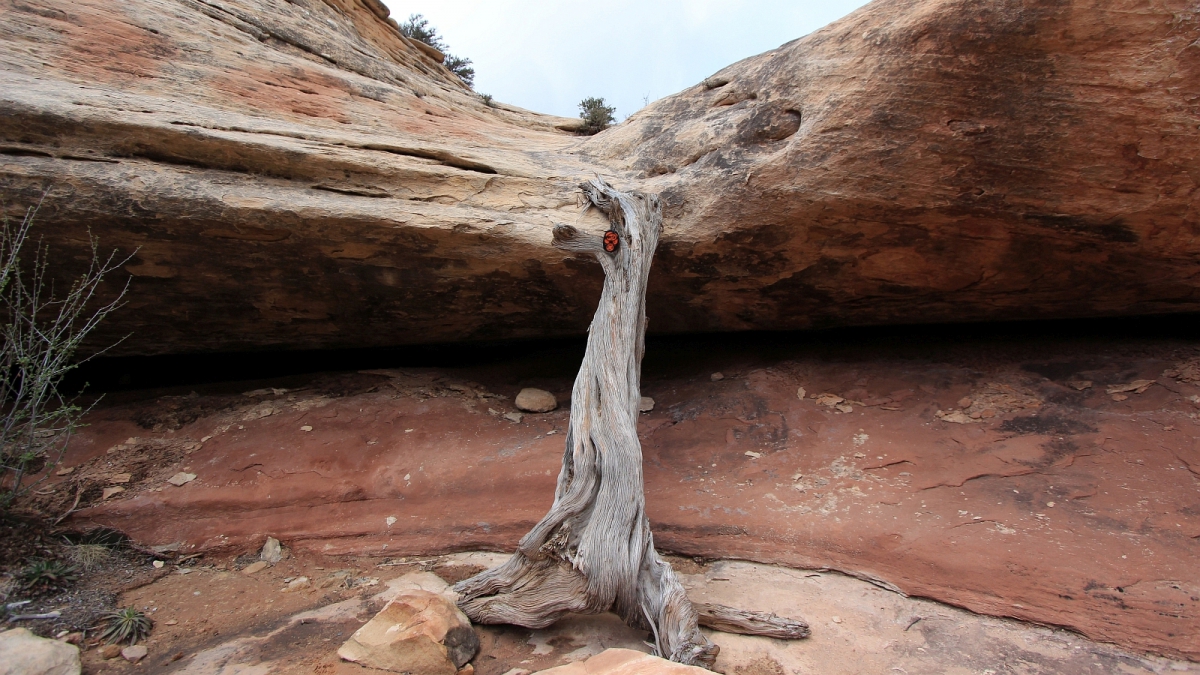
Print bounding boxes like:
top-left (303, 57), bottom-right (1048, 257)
top-left (455, 545), bottom-right (719, 667)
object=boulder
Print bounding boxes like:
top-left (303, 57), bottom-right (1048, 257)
top-left (0, 628), bottom-right (81, 675)
top-left (1, 0), bottom-right (1197, 356)
top-left (532, 649), bottom-right (710, 675)
top-left (338, 590), bottom-right (478, 675)
top-left (515, 388), bottom-right (558, 413)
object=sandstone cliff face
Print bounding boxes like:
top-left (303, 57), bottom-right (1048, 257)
top-left (591, 0), bottom-right (1200, 332)
top-left (1, 0), bottom-right (1198, 355)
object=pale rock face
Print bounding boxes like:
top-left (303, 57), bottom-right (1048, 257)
top-left (338, 590), bottom-right (478, 675)
top-left (515, 388), bottom-right (558, 413)
top-left (1, 0), bottom-right (1196, 356)
top-left (533, 648), bottom-right (711, 675)
top-left (0, 628), bottom-right (81, 675)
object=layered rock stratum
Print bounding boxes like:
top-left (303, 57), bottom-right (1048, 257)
top-left (1, 0), bottom-right (1197, 355)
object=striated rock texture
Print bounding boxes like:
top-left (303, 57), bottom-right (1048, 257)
top-left (48, 335), bottom-right (1200, 661)
top-left (1, 0), bottom-right (1198, 355)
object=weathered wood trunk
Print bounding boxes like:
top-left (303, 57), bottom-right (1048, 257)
top-left (453, 179), bottom-right (719, 666)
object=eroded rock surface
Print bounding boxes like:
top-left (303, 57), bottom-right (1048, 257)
top-left (1, 0), bottom-right (1198, 355)
top-left (50, 333), bottom-right (1200, 660)
top-left (338, 590), bottom-right (478, 674)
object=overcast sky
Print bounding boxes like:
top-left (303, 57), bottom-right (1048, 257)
top-left (381, 1), bottom-right (872, 120)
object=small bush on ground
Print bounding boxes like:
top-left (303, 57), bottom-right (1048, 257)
top-left (1, 197), bottom-right (132, 508)
top-left (579, 97), bottom-right (616, 135)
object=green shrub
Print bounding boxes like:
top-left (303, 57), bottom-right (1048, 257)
top-left (399, 14), bottom-right (475, 88)
top-left (100, 607), bottom-right (153, 645)
top-left (19, 559), bottom-right (78, 593)
top-left (578, 97), bottom-right (616, 135)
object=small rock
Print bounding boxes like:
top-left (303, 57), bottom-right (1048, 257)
top-left (957, 397), bottom-right (973, 408)
top-left (835, 404), bottom-right (854, 413)
top-left (831, 616), bottom-right (842, 624)
top-left (300, 425), bottom-right (313, 432)
top-left (1111, 393), bottom-right (1128, 402)
top-left (0, 628), bottom-right (82, 675)
top-left (514, 388), bottom-right (557, 413)
top-left (121, 645), bottom-right (148, 663)
top-left (815, 393), bottom-right (844, 407)
top-left (55, 466), bottom-right (74, 476)
top-left (1065, 379), bottom-right (1093, 391)
top-left (62, 633), bottom-right (83, 646)
top-left (166, 619), bottom-right (178, 626)
top-left (152, 560), bottom-right (164, 568)
top-left (1106, 379), bottom-right (1155, 395)
top-left (744, 450), bottom-right (761, 459)
top-left (710, 372), bottom-right (725, 381)
top-left (457, 665), bottom-right (475, 675)
top-left (261, 536), bottom-right (282, 563)
top-left (796, 386), bottom-right (806, 400)
top-left (101, 486), bottom-right (125, 500)
top-left (283, 576), bottom-right (309, 591)
top-left (167, 472), bottom-right (196, 486)
top-left (503, 411), bottom-right (524, 423)
top-left (97, 643), bottom-right (123, 659)
top-left (639, 396), bottom-right (655, 412)
top-left (110, 472), bottom-right (132, 484)
top-left (501, 670), bottom-right (532, 675)
top-left (242, 561), bottom-right (269, 575)
top-left (338, 590), bottom-right (478, 675)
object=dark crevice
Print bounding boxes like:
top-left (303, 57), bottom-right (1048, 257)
top-left (0, 146), bottom-right (53, 158)
top-left (359, 144), bottom-right (498, 174)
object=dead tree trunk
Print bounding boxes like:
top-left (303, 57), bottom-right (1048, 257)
top-left (453, 179), bottom-right (719, 667)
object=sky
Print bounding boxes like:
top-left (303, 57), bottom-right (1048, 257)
top-left (381, 1), bottom-right (873, 120)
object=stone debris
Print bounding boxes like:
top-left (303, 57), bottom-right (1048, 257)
top-left (514, 388), bottom-right (557, 413)
top-left (109, 472), bottom-right (132, 483)
top-left (503, 412), bottom-right (524, 423)
top-left (937, 382), bottom-right (1041, 423)
top-left (121, 645), bottom-right (148, 663)
top-left (282, 576), bottom-right (309, 592)
top-left (243, 387), bottom-right (288, 397)
top-left (1065, 379), bottom-right (1093, 391)
top-left (338, 590), bottom-right (478, 675)
top-left (152, 560), bottom-right (164, 568)
top-left (744, 451), bottom-right (762, 459)
top-left (1105, 380), bottom-right (1155, 395)
top-left (814, 393), bottom-right (843, 407)
top-left (101, 487), bottom-right (125, 500)
top-left (0, 627), bottom-right (81, 675)
top-left (796, 386), bottom-right (806, 400)
top-left (261, 536), bottom-right (282, 563)
top-left (54, 466), bottom-right (74, 476)
top-left (300, 425), bottom-right (313, 432)
top-left (639, 396), bottom-right (655, 412)
top-left (168, 472), bottom-right (197, 486)
top-left (242, 561), bottom-right (268, 575)
top-left (96, 643), bottom-right (122, 660)
top-left (531, 648), bottom-right (711, 675)
top-left (1163, 358), bottom-right (1200, 384)
top-left (710, 372), bottom-right (725, 381)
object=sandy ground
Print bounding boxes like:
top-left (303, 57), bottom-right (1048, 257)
top-left (72, 550), bottom-right (1196, 675)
